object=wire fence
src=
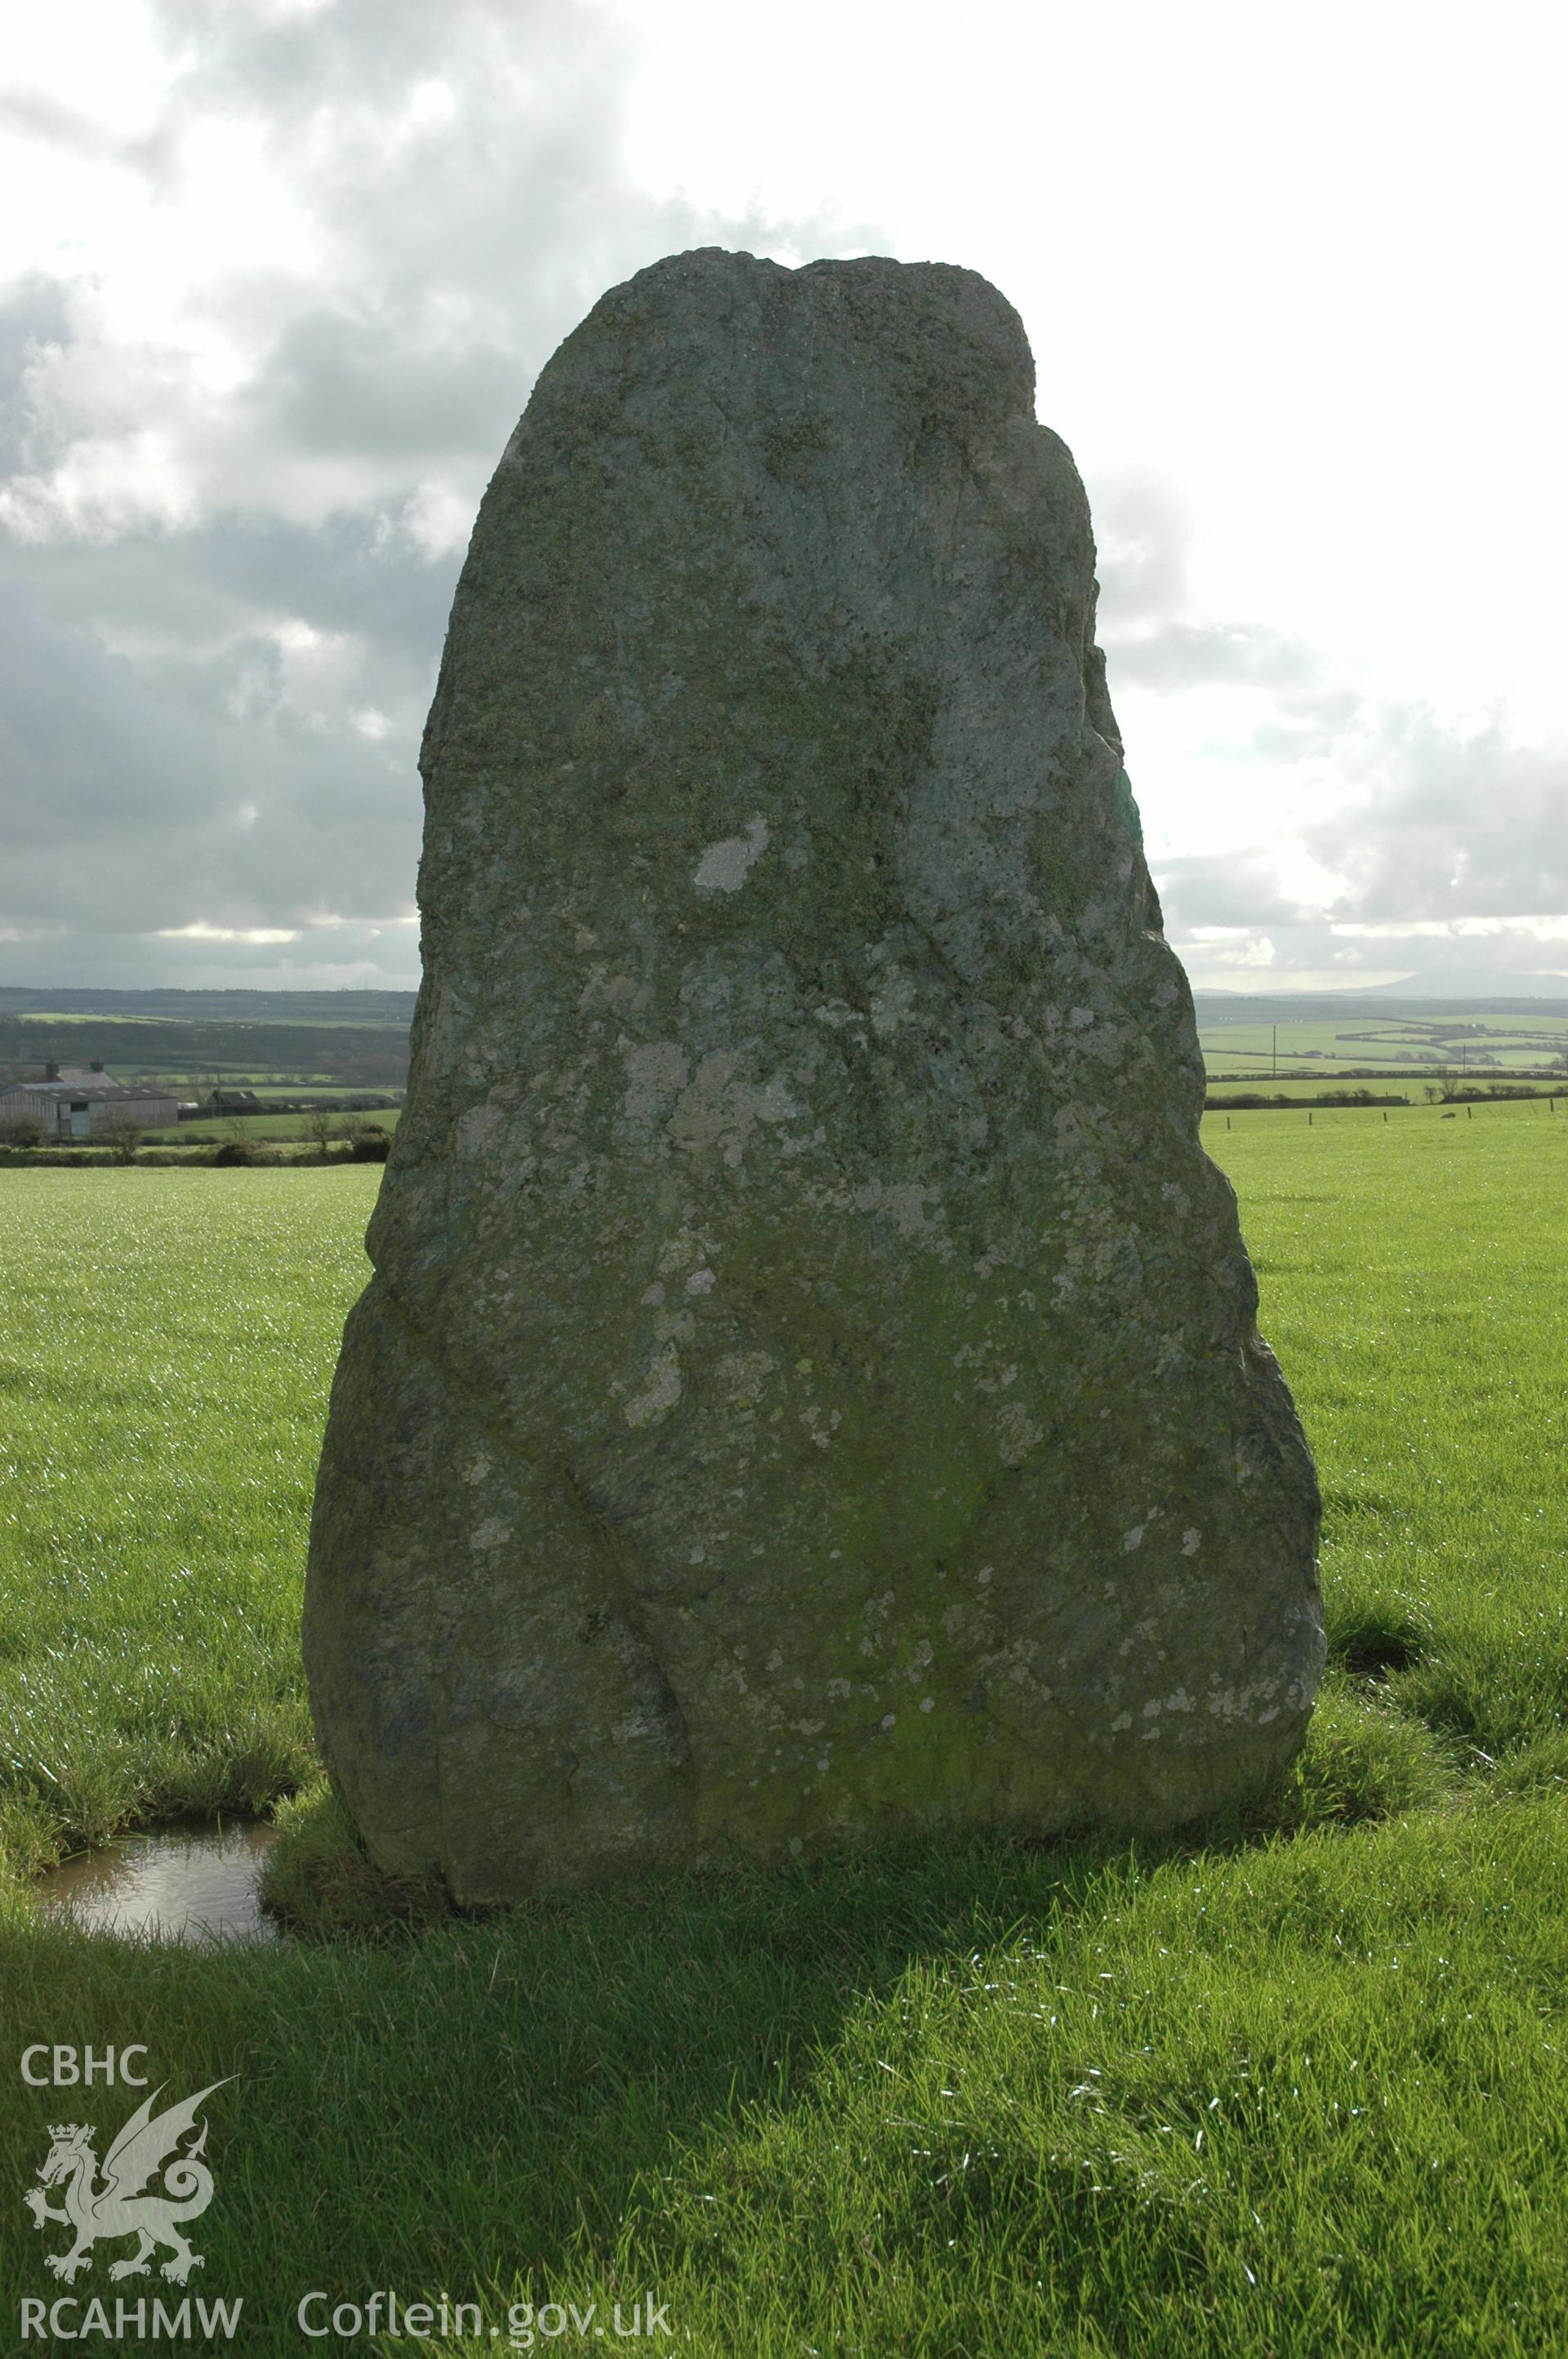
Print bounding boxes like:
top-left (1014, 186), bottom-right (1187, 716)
top-left (1204, 1095), bottom-right (1562, 1133)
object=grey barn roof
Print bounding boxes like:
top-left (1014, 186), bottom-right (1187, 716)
top-left (3, 1081), bottom-right (171, 1102)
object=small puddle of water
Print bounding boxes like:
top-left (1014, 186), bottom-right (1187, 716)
top-left (36, 1820), bottom-right (279, 1945)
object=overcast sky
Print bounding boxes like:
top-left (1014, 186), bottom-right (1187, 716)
top-left (2, 0), bottom-right (1564, 995)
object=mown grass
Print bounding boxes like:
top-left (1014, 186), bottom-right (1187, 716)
top-left (0, 1168), bottom-right (376, 1869)
top-left (1213, 1104), bottom-right (1568, 1770)
top-left (2, 1110), bottom-right (1566, 2354)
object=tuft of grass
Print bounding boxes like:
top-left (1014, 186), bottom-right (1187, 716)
top-left (1269, 1672), bottom-right (1458, 1827)
top-left (1325, 1589), bottom-right (1429, 1680)
top-left (1490, 1727), bottom-right (1568, 1795)
top-left (260, 1782), bottom-right (453, 1940)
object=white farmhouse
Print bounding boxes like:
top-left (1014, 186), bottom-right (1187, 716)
top-left (0, 1060), bottom-right (179, 1139)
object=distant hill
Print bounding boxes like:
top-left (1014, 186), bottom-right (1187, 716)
top-left (0, 984), bottom-right (419, 1025)
top-left (1359, 967), bottom-right (1568, 1001)
top-left (3, 978), bottom-right (1564, 1054)
top-left (1195, 988), bottom-right (1568, 1022)
top-left (0, 985), bottom-right (416, 1087)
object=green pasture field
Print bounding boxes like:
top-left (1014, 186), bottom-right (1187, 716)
top-left (0, 1141), bottom-right (357, 1169)
top-left (0, 1003), bottom-right (412, 1105)
top-left (1, 1117), bottom-right (1566, 2354)
top-left (133, 1077), bottom-right (390, 1091)
top-left (1206, 1078), bottom-right (1428, 1105)
top-left (17, 997), bottom-right (1568, 1113)
top-left (1199, 1007), bottom-right (1568, 1079)
top-left (1208, 1083), bottom-right (1434, 1108)
top-left (230, 1080), bottom-right (404, 1095)
top-left (135, 1077), bottom-right (399, 1090)
top-left (140, 1109), bottom-right (402, 1144)
top-left (1207, 1082), bottom-right (1566, 1113)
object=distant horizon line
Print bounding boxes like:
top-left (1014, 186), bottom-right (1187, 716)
top-left (5, 978), bottom-right (1568, 1010)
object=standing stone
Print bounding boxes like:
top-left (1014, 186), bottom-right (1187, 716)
top-left (304, 247), bottom-right (1323, 1904)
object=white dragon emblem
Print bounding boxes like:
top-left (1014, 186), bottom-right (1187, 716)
top-left (24, 2080), bottom-right (232, 2285)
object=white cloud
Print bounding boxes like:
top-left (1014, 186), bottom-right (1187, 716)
top-left (2, 0), bottom-right (1565, 992)
top-left (156, 921), bottom-right (300, 943)
top-left (0, 0), bottom-right (733, 983)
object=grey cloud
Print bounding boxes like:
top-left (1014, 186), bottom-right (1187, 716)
top-left (0, 572), bottom-right (421, 930)
top-left (1085, 459), bottom-right (1568, 941)
top-left (1152, 852), bottom-right (1314, 931)
top-left (1087, 470), bottom-right (1353, 717)
top-left (0, 275), bottom-right (69, 384)
top-left (247, 312), bottom-right (525, 462)
top-left (2, 920), bottom-right (421, 993)
top-left (152, 0), bottom-right (557, 118)
top-left (16, 511), bottom-right (457, 668)
top-left (0, 275), bottom-right (69, 475)
top-left (1168, 916), bottom-right (1568, 996)
top-left (1315, 706), bottom-right (1568, 922)
top-left (50, 6), bottom-right (1552, 996)
top-left (1085, 470), bottom-right (1192, 627)
top-left (0, 87), bottom-right (146, 167)
top-left (1107, 620), bottom-right (1328, 696)
top-left (3, 0), bottom-right (887, 984)
top-left (1157, 697), bottom-right (1568, 941)
top-left (151, 0), bottom-right (696, 331)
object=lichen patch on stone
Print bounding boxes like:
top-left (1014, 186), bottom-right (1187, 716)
top-left (693, 814), bottom-right (769, 892)
top-left (623, 1343), bottom-right (684, 1429)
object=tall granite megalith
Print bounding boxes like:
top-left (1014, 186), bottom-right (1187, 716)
top-left (304, 248), bottom-right (1324, 1903)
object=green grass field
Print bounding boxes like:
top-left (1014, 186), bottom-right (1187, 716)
top-left (2, 1119), bottom-right (1566, 2354)
top-left (140, 1109), bottom-right (402, 1143)
top-left (1206, 1077), bottom-right (1415, 1104)
top-left (1206, 1075), bottom-right (1563, 1099)
top-left (1199, 1008), bottom-right (1568, 1080)
top-left (1208, 1087), bottom-right (1565, 1119)
top-left (11, 999), bottom-right (1568, 1137)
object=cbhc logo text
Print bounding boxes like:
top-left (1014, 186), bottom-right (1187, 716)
top-left (20, 2047), bottom-right (149, 2086)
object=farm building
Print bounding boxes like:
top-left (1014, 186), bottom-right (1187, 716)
top-left (0, 1061), bottom-right (178, 1139)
